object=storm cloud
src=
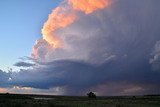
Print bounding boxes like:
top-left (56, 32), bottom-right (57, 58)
top-left (7, 59), bottom-right (160, 95)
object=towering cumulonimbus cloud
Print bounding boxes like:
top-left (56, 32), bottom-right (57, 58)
top-left (32, 0), bottom-right (111, 61)
top-left (32, 39), bottom-right (53, 60)
top-left (68, 0), bottom-right (110, 14)
top-left (2, 0), bottom-right (160, 95)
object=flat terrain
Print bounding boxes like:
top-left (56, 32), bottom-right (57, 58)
top-left (0, 93), bottom-right (160, 107)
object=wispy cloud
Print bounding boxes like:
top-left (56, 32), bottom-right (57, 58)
top-left (14, 61), bottom-right (35, 67)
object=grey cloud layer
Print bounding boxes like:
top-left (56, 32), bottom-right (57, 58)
top-left (14, 61), bottom-right (35, 67)
top-left (3, 58), bottom-right (160, 95)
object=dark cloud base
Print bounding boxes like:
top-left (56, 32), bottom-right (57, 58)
top-left (1, 58), bottom-right (160, 95)
top-left (14, 61), bottom-right (35, 67)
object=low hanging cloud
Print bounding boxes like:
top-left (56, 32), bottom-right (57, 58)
top-left (1, 0), bottom-right (160, 95)
top-left (14, 61), bottom-right (35, 67)
top-left (6, 59), bottom-right (160, 95)
top-left (0, 70), bottom-right (11, 88)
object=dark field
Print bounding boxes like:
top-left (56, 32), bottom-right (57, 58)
top-left (0, 93), bottom-right (160, 107)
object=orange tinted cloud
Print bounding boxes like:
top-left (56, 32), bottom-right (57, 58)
top-left (0, 88), bottom-right (7, 93)
top-left (41, 0), bottom-right (110, 48)
top-left (41, 7), bottom-right (76, 48)
top-left (68, 0), bottom-right (110, 14)
top-left (32, 0), bottom-right (111, 60)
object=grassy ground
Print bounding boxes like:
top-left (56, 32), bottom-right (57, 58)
top-left (0, 94), bottom-right (160, 107)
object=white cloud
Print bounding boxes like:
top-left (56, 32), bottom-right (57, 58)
top-left (150, 41), bottom-right (160, 71)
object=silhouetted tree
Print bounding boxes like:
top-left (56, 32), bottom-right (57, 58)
top-left (5, 92), bottom-right (9, 95)
top-left (87, 92), bottom-right (96, 98)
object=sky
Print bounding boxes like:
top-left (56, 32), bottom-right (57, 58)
top-left (0, 0), bottom-right (62, 70)
top-left (0, 0), bottom-right (160, 96)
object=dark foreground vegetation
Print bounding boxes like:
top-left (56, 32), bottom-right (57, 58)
top-left (0, 93), bottom-right (160, 107)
